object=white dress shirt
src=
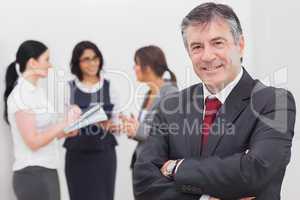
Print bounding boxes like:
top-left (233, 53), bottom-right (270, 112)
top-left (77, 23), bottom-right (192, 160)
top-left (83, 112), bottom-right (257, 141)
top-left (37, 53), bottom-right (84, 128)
top-left (7, 77), bottom-right (59, 171)
top-left (202, 68), bottom-right (243, 105)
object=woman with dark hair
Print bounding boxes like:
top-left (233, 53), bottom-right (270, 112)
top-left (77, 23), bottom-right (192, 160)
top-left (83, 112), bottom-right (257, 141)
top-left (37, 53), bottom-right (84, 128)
top-left (64, 41), bottom-right (120, 200)
top-left (120, 45), bottom-right (178, 189)
top-left (3, 40), bottom-right (81, 200)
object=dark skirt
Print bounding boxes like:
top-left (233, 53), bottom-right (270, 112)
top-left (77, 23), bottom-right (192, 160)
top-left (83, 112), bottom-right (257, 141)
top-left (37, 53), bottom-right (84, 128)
top-left (65, 148), bottom-right (117, 200)
top-left (13, 166), bottom-right (60, 200)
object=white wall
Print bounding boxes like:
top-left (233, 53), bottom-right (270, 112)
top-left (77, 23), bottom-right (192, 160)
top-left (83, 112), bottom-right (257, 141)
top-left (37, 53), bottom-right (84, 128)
top-left (1, 0), bottom-right (298, 199)
top-left (250, 0), bottom-right (300, 198)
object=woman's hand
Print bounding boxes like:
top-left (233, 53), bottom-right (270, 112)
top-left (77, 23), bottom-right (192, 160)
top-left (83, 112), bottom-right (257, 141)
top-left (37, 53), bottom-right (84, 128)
top-left (57, 105), bottom-right (82, 139)
top-left (99, 120), bottom-right (121, 133)
top-left (119, 114), bottom-right (139, 138)
top-left (57, 130), bottom-right (79, 139)
top-left (65, 105), bottom-right (82, 125)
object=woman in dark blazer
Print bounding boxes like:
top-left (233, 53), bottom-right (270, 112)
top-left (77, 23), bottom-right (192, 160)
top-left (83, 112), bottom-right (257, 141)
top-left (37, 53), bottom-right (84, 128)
top-left (64, 41), bottom-right (120, 200)
top-left (120, 45), bottom-right (178, 185)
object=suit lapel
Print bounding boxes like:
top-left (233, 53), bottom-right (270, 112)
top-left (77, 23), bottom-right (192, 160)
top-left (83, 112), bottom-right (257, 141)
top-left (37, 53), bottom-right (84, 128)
top-left (184, 84), bottom-right (204, 157)
top-left (202, 68), bottom-right (255, 157)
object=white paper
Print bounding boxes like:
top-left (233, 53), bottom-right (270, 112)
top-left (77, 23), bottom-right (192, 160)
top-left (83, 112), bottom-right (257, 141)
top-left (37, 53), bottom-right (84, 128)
top-left (64, 104), bottom-right (108, 133)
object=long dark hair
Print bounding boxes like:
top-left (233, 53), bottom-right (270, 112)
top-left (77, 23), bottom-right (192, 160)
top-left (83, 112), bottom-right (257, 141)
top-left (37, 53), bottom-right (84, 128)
top-left (70, 41), bottom-right (104, 81)
top-left (3, 40), bottom-right (48, 124)
top-left (134, 45), bottom-right (177, 84)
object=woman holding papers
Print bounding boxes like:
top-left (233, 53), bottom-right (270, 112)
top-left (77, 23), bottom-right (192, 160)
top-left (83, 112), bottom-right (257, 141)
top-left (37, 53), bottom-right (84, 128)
top-left (3, 40), bottom-right (81, 200)
top-left (64, 41), bottom-right (120, 200)
top-left (120, 45), bottom-right (178, 183)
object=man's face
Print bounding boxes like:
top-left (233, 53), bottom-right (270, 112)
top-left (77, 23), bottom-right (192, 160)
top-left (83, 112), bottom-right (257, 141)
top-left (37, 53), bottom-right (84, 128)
top-left (185, 18), bottom-right (244, 92)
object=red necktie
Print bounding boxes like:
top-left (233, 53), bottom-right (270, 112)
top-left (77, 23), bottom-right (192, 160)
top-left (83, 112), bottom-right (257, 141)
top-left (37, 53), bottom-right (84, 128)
top-left (201, 97), bottom-right (222, 146)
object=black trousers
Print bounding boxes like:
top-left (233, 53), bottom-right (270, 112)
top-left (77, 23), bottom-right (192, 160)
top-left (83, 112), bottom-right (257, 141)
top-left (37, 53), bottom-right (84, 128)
top-left (13, 166), bottom-right (60, 200)
top-left (65, 147), bottom-right (117, 200)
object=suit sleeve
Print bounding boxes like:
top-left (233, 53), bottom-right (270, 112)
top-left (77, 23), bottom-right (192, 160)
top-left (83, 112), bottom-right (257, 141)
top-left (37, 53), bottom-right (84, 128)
top-left (133, 105), bottom-right (201, 200)
top-left (174, 90), bottom-right (296, 199)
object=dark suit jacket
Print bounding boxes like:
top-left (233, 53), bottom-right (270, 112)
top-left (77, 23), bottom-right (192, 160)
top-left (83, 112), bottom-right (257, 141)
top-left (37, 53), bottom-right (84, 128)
top-left (133, 69), bottom-right (296, 200)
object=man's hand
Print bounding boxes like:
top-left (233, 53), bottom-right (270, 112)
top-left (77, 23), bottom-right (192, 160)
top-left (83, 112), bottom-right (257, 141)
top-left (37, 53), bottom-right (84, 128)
top-left (162, 161), bottom-right (256, 200)
top-left (160, 160), bottom-right (174, 177)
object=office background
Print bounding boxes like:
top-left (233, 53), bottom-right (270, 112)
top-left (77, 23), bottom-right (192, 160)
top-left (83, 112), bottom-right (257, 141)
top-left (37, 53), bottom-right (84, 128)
top-left (0, 0), bottom-right (299, 199)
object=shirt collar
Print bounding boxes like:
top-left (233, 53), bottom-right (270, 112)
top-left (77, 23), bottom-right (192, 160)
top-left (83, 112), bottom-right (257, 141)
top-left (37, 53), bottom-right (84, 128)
top-left (18, 76), bottom-right (38, 92)
top-left (74, 75), bottom-right (104, 93)
top-left (203, 68), bottom-right (243, 104)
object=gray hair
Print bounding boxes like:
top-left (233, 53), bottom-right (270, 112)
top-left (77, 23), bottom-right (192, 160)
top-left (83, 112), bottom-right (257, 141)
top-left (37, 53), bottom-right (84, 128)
top-left (181, 2), bottom-right (243, 49)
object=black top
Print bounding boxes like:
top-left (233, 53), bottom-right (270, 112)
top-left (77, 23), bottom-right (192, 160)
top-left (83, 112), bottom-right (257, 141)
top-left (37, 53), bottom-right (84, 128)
top-left (64, 79), bottom-right (118, 152)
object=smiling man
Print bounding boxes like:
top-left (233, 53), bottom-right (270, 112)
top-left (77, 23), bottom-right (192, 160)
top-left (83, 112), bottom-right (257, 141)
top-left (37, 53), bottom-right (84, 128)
top-left (133, 2), bottom-right (296, 200)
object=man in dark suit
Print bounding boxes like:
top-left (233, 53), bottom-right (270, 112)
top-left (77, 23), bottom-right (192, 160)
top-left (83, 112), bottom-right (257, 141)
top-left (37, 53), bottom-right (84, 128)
top-left (133, 2), bottom-right (296, 200)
